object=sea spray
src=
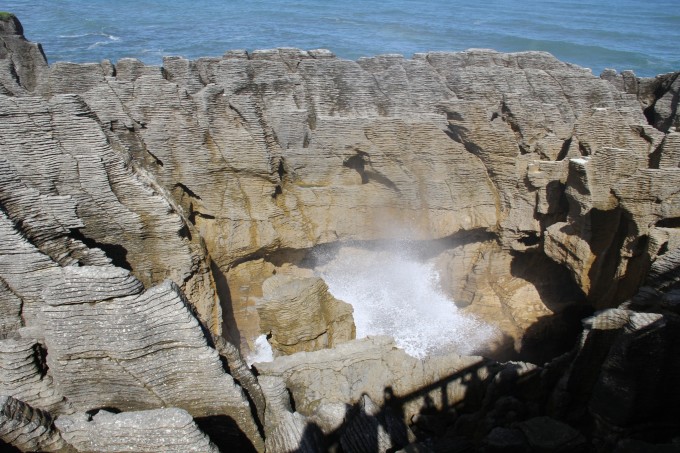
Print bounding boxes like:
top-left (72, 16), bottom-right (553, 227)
top-left (247, 334), bottom-right (274, 366)
top-left (316, 246), bottom-right (498, 359)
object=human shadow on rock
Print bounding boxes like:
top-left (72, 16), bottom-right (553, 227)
top-left (291, 359), bottom-right (492, 452)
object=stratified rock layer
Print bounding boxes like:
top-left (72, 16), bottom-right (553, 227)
top-left (0, 396), bottom-right (66, 452)
top-left (56, 408), bottom-right (220, 453)
top-left (257, 275), bottom-right (355, 355)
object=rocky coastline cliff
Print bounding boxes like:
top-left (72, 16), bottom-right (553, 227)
top-left (1, 13), bottom-right (679, 452)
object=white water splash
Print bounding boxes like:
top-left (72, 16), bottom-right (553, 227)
top-left (247, 334), bottom-right (274, 366)
top-left (317, 247), bottom-right (497, 359)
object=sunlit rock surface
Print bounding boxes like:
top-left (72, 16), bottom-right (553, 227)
top-left (257, 275), bottom-right (355, 355)
top-left (55, 408), bottom-right (220, 453)
top-left (1, 13), bottom-right (679, 452)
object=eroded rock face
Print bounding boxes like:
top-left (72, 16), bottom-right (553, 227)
top-left (0, 396), bottom-right (66, 452)
top-left (548, 308), bottom-right (680, 441)
top-left (0, 339), bottom-right (72, 415)
top-left (2, 26), bottom-right (678, 349)
top-left (0, 13), bottom-right (47, 93)
top-left (55, 408), bottom-right (220, 453)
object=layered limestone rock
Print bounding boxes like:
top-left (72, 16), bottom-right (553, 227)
top-left (548, 308), bottom-right (680, 442)
top-left (0, 93), bottom-right (219, 335)
top-left (41, 280), bottom-right (261, 440)
top-left (259, 375), bottom-right (324, 453)
top-left (0, 13), bottom-right (48, 94)
top-left (0, 47), bottom-right (263, 447)
top-left (0, 339), bottom-right (72, 415)
top-left (2, 25), bottom-right (678, 349)
top-left (257, 275), bottom-right (355, 355)
top-left (55, 408), bottom-right (220, 453)
top-left (0, 396), bottom-right (66, 452)
top-left (602, 68), bottom-right (680, 133)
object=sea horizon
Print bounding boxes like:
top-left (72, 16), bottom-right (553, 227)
top-left (4, 0), bottom-right (680, 78)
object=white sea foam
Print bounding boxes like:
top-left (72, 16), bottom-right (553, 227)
top-left (316, 246), bottom-right (498, 359)
top-left (58, 33), bottom-right (90, 38)
top-left (247, 334), bottom-right (274, 366)
top-left (87, 41), bottom-right (108, 50)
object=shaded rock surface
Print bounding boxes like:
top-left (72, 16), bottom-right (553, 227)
top-left (516, 416), bottom-right (587, 452)
top-left (0, 14), bottom-right (679, 453)
top-left (0, 395), bottom-right (66, 452)
top-left (259, 375), bottom-right (324, 453)
top-left (339, 394), bottom-right (413, 453)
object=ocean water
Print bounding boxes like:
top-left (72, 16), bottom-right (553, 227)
top-left (4, 0), bottom-right (679, 77)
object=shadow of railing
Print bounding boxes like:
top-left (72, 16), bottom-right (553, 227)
top-left (288, 358), bottom-right (499, 452)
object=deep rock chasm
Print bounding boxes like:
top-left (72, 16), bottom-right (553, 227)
top-left (1, 13), bottom-right (680, 453)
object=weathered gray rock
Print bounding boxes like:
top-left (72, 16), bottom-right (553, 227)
top-left (606, 70), bottom-right (680, 133)
top-left (41, 280), bottom-right (263, 449)
top-left (0, 395), bottom-right (66, 452)
top-left (55, 408), bottom-right (219, 452)
top-left (211, 334), bottom-right (267, 426)
top-left (340, 394), bottom-right (411, 453)
top-left (0, 13), bottom-right (48, 93)
top-left (395, 442), bottom-right (435, 453)
top-left (257, 375), bottom-right (325, 453)
top-left (543, 148), bottom-right (653, 307)
top-left (649, 73), bottom-right (680, 132)
top-left (3, 24), bottom-right (677, 355)
top-left (0, 339), bottom-right (71, 415)
top-left (1, 14), bottom-right (680, 452)
top-left (0, 92), bottom-right (220, 333)
top-left (482, 426), bottom-right (529, 453)
top-left (614, 439), bottom-right (680, 453)
top-left (548, 308), bottom-right (680, 446)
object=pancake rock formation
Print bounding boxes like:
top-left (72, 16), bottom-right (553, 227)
top-left (1, 13), bottom-right (679, 452)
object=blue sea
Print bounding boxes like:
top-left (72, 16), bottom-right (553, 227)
top-left (4, 0), bottom-right (679, 77)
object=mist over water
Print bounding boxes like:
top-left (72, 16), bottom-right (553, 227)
top-left (316, 246), bottom-right (498, 359)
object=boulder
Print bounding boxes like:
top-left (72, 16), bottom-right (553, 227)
top-left (257, 275), bottom-right (355, 355)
